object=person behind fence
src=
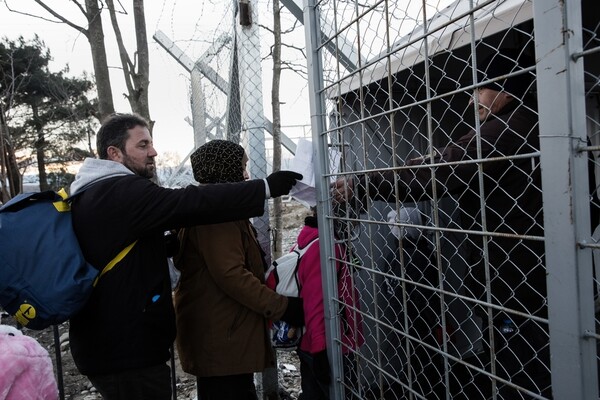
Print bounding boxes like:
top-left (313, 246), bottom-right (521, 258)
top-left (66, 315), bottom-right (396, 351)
top-left (172, 140), bottom-right (305, 400)
top-left (68, 113), bottom-right (302, 400)
top-left (381, 207), bottom-right (445, 399)
top-left (295, 206), bottom-right (364, 400)
top-left (332, 49), bottom-right (552, 398)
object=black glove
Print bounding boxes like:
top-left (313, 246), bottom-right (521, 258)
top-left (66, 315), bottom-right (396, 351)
top-left (312, 350), bottom-right (331, 385)
top-left (280, 296), bottom-right (304, 327)
top-left (266, 171), bottom-right (303, 198)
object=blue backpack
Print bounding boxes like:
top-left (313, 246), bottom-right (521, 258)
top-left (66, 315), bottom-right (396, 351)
top-left (0, 189), bottom-right (135, 330)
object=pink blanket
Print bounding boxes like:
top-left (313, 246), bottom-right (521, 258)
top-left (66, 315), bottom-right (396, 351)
top-left (0, 325), bottom-right (58, 400)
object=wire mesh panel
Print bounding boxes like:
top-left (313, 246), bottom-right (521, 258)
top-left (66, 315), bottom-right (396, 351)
top-left (305, 0), bottom-right (600, 398)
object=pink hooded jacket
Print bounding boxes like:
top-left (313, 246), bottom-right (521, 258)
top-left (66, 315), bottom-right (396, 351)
top-left (295, 219), bottom-right (364, 354)
top-left (0, 325), bottom-right (58, 400)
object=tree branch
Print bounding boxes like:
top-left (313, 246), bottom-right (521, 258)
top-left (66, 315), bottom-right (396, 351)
top-left (18, 0), bottom-right (90, 36)
top-left (105, 0), bottom-right (135, 99)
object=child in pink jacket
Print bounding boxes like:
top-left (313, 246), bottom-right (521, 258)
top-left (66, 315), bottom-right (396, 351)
top-left (295, 208), bottom-right (364, 399)
top-left (0, 324), bottom-right (58, 400)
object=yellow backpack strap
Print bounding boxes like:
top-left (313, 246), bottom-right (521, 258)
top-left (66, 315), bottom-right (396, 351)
top-left (53, 188), bottom-right (71, 212)
top-left (58, 187), bottom-right (137, 287)
top-left (93, 241), bottom-right (138, 287)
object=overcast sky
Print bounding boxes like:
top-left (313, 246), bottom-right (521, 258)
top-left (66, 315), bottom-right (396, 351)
top-left (0, 0), bottom-right (311, 161)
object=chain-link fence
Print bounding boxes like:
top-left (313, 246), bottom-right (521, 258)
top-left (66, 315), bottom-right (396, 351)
top-left (305, 0), bottom-right (600, 398)
top-left (155, 2), bottom-right (310, 398)
top-left (8, 0), bottom-right (600, 399)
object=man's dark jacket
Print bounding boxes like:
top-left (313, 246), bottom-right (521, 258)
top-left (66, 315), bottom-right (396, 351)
top-left (69, 158), bottom-right (266, 376)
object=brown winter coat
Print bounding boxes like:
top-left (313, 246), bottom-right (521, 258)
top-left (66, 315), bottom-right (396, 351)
top-left (173, 219), bottom-right (288, 377)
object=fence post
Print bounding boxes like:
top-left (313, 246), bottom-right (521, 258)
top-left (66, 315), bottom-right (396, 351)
top-left (533, 0), bottom-right (598, 398)
top-left (52, 324), bottom-right (65, 400)
top-left (235, 0), bottom-right (279, 397)
top-left (303, 0), bottom-right (348, 399)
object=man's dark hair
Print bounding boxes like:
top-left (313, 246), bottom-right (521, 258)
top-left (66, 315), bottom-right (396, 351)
top-left (96, 113), bottom-right (149, 159)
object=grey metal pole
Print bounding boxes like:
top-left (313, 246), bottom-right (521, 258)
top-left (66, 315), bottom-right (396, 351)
top-left (235, 0), bottom-right (270, 264)
top-left (235, 0), bottom-right (278, 397)
top-left (533, 0), bottom-right (597, 398)
top-left (191, 68), bottom-right (207, 148)
top-left (303, 0), bottom-right (345, 398)
top-left (52, 324), bottom-right (65, 400)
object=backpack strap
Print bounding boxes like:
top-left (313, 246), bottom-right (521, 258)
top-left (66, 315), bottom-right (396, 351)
top-left (295, 237), bottom-right (319, 257)
top-left (293, 237), bottom-right (319, 294)
top-left (93, 241), bottom-right (138, 287)
top-left (58, 187), bottom-right (138, 286)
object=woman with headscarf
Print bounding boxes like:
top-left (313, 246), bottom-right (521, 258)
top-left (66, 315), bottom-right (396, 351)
top-left (173, 140), bottom-right (304, 400)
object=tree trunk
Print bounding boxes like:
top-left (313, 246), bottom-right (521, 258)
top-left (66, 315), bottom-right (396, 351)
top-left (106, 0), bottom-right (153, 132)
top-left (0, 108), bottom-right (21, 199)
top-left (4, 140), bottom-right (21, 198)
top-left (132, 0), bottom-right (152, 130)
top-left (32, 105), bottom-right (48, 192)
top-left (0, 110), bottom-right (9, 202)
top-left (85, 0), bottom-right (115, 120)
top-left (272, 0), bottom-right (284, 259)
top-left (36, 132), bottom-right (48, 192)
top-left (29, 0), bottom-right (115, 121)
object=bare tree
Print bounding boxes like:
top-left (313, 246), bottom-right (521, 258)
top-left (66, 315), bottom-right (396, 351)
top-left (105, 0), bottom-right (152, 130)
top-left (9, 0), bottom-right (116, 120)
top-left (260, 4), bottom-right (308, 260)
top-left (6, 0), bottom-right (153, 129)
top-left (271, 0), bottom-right (284, 259)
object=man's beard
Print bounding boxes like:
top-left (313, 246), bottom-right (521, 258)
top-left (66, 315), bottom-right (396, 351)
top-left (122, 154), bottom-right (155, 179)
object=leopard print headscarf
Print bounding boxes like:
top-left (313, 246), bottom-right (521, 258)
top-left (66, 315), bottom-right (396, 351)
top-left (190, 140), bottom-right (246, 183)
